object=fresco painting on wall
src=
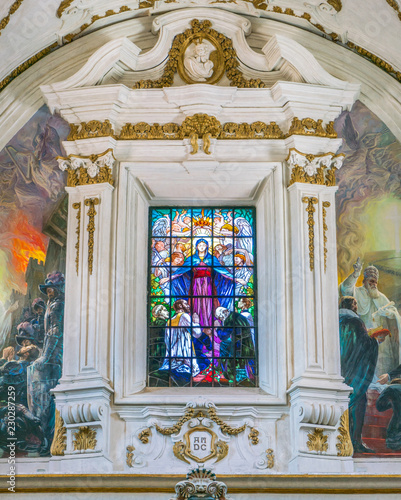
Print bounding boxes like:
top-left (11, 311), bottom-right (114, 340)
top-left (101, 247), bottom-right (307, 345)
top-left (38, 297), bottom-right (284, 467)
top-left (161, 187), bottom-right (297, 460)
top-left (0, 97), bottom-right (400, 461)
top-left (336, 101), bottom-right (401, 457)
top-left (0, 105), bottom-right (69, 456)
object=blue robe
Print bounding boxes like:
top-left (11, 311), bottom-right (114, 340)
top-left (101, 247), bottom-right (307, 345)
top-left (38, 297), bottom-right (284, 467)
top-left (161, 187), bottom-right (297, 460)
top-left (170, 251), bottom-right (234, 322)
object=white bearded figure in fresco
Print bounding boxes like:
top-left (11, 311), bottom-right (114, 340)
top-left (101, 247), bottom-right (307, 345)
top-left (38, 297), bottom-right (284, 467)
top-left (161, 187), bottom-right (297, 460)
top-left (340, 258), bottom-right (401, 378)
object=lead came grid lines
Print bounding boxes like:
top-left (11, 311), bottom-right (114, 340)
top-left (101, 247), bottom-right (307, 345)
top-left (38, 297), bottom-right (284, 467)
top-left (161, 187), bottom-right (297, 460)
top-left (148, 208), bottom-right (257, 387)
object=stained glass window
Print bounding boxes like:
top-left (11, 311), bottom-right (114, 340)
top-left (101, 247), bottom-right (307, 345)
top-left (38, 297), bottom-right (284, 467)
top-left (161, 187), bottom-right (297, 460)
top-left (148, 208), bottom-right (257, 387)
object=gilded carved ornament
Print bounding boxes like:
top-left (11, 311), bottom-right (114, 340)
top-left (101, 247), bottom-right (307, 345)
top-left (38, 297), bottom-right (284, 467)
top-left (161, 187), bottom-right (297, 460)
top-left (50, 409), bottom-right (67, 456)
top-left (59, 5), bottom-right (132, 43)
top-left (84, 198), bottom-right (100, 276)
top-left (126, 445), bottom-right (135, 467)
top-left (133, 19), bottom-right (266, 89)
top-left (322, 201), bottom-right (331, 273)
top-left (181, 114), bottom-right (222, 154)
top-left (139, 405), bottom-right (259, 443)
top-left (266, 448), bottom-right (274, 468)
top-left (287, 148), bottom-right (344, 187)
top-left (386, 0), bottom-right (401, 21)
top-left (73, 426), bottom-right (97, 451)
top-left (72, 202), bottom-right (81, 275)
top-left (302, 197), bottom-right (318, 272)
top-left (173, 427), bottom-right (229, 465)
top-left (327, 0), bottom-right (342, 11)
top-left (0, 0), bottom-right (25, 36)
top-left (67, 120), bottom-right (115, 141)
top-left (306, 428), bottom-right (329, 453)
top-left (0, 42), bottom-right (58, 93)
top-left (57, 149), bottom-right (115, 187)
top-left (57, 0), bottom-right (74, 17)
top-left (67, 116), bottom-right (337, 155)
top-left (336, 410), bottom-right (354, 457)
top-left (138, 428), bottom-right (151, 444)
top-left (288, 117), bottom-right (337, 138)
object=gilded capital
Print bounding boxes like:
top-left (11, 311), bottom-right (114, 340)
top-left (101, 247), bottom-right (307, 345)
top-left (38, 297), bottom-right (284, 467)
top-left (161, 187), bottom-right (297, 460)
top-left (58, 149), bottom-right (115, 187)
top-left (287, 148), bottom-right (344, 187)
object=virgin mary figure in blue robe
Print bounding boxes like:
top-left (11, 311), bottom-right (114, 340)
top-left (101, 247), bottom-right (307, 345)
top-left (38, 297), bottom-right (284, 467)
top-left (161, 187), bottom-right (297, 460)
top-left (170, 239), bottom-right (234, 327)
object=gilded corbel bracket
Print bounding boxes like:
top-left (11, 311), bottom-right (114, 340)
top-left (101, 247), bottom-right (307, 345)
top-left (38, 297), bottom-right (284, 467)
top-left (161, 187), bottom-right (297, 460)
top-left (57, 149), bottom-right (115, 187)
top-left (302, 197), bottom-right (318, 271)
top-left (181, 114), bottom-right (221, 155)
top-left (84, 198), bottom-right (100, 276)
top-left (322, 201), bottom-right (331, 273)
top-left (72, 202), bottom-right (81, 275)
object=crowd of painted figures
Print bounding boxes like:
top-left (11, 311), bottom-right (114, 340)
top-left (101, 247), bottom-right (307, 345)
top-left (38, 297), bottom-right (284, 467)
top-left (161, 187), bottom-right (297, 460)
top-left (339, 260), bottom-right (401, 453)
top-left (149, 208), bottom-right (257, 387)
top-left (0, 272), bottom-right (64, 456)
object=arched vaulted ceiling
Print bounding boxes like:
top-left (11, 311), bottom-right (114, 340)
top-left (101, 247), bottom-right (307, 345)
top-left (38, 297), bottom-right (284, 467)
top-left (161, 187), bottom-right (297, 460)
top-left (0, 0), bottom-right (400, 148)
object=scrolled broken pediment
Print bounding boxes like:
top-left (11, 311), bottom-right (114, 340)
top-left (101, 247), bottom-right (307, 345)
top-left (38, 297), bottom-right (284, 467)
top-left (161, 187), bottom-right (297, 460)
top-left (42, 7), bottom-right (355, 93)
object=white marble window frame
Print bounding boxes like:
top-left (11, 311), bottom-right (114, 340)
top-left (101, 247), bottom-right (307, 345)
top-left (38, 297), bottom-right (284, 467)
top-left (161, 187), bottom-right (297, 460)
top-left (113, 160), bottom-right (288, 406)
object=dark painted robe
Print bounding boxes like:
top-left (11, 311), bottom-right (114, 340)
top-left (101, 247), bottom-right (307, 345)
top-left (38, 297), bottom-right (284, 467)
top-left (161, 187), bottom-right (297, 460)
top-left (339, 308), bottom-right (378, 446)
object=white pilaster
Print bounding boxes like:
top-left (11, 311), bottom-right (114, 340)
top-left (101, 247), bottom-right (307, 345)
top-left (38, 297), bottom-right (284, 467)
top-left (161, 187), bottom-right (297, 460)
top-left (50, 152), bottom-right (115, 471)
top-left (286, 154), bottom-right (352, 473)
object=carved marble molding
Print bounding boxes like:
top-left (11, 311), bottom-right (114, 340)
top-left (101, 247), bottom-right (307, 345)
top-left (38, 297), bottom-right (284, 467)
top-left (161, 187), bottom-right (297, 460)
top-left (287, 148), bottom-right (344, 187)
top-left (126, 399), bottom-right (273, 471)
top-left (57, 148), bottom-right (115, 186)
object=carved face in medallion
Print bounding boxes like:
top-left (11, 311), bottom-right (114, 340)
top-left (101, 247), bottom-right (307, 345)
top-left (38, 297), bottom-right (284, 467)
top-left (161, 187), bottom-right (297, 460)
top-left (178, 34), bottom-right (224, 85)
